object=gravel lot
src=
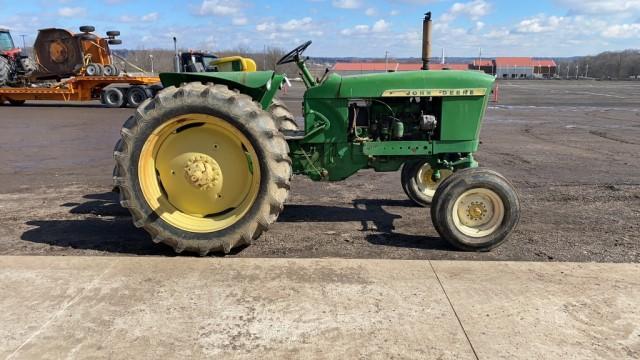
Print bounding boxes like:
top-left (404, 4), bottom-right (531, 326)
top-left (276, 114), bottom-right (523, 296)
top-left (0, 80), bottom-right (638, 261)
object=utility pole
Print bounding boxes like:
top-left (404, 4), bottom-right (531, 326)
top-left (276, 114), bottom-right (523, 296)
top-left (576, 63), bottom-right (579, 80)
top-left (384, 51), bottom-right (389, 71)
top-left (566, 64), bottom-right (570, 79)
top-left (19, 34), bottom-right (27, 55)
top-left (149, 54), bottom-right (154, 74)
top-left (441, 48), bottom-right (445, 64)
top-left (478, 48), bottom-right (482, 70)
top-left (585, 63), bottom-right (589, 78)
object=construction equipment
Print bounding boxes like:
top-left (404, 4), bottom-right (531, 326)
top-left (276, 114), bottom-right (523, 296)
top-left (0, 28), bottom-right (37, 88)
top-left (33, 26), bottom-right (122, 79)
top-left (0, 26), bottom-right (163, 107)
top-left (113, 12), bottom-right (520, 255)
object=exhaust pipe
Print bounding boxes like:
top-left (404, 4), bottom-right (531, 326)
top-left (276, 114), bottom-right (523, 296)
top-left (173, 37), bottom-right (180, 73)
top-left (422, 12), bottom-right (432, 70)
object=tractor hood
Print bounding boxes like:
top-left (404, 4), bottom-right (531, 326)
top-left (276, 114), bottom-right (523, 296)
top-left (306, 70), bottom-right (495, 99)
top-left (160, 71), bottom-right (284, 110)
top-left (338, 70), bottom-right (495, 98)
top-left (160, 71), bottom-right (275, 90)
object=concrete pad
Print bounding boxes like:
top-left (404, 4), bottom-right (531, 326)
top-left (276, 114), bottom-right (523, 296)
top-left (0, 257), bottom-right (117, 359)
top-left (1, 257), bottom-right (474, 359)
top-left (432, 261), bottom-right (640, 359)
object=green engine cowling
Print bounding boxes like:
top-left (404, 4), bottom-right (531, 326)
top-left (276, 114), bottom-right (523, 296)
top-left (291, 70), bottom-right (495, 180)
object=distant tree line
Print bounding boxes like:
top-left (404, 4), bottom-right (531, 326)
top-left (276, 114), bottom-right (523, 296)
top-left (556, 50), bottom-right (640, 80)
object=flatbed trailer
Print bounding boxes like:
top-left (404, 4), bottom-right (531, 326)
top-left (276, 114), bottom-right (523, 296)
top-left (0, 75), bottom-right (160, 107)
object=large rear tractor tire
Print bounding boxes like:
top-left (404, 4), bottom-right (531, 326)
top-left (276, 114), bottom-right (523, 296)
top-left (113, 83), bottom-right (292, 255)
top-left (431, 168), bottom-right (520, 251)
top-left (401, 160), bottom-right (452, 206)
top-left (0, 57), bottom-right (10, 87)
top-left (268, 98), bottom-right (299, 130)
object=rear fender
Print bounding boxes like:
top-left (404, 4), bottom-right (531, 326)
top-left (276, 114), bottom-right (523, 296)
top-left (159, 71), bottom-right (285, 110)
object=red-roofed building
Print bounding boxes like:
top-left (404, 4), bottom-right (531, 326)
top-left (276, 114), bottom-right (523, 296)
top-left (472, 59), bottom-right (495, 74)
top-left (494, 57), bottom-right (557, 79)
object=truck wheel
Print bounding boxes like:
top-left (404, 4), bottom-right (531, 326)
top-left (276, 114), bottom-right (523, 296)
top-left (401, 160), bottom-right (452, 206)
top-left (431, 168), bottom-right (520, 251)
top-left (0, 57), bottom-right (9, 87)
top-left (125, 86), bottom-right (150, 108)
top-left (85, 63), bottom-right (103, 76)
top-left (103, 64), bottom-right (119, 77)
top-left (102, 88), bottom-right (124, 108)
top-left (268, 98), bottom-right (299, 130)
top-left (79, 25), bottom-right (95, 33)
top-left (113, 82), bottom-right (291, 255)
top-left (106, 30), bottom-right (120, 37)
top-left (9, 99), bottom-right (26, 106)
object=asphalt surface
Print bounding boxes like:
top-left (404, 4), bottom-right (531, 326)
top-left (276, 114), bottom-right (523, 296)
top-left (0, 80), bottom-right (639, 261)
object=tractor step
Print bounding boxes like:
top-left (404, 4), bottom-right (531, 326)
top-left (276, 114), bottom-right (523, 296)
top-left (282, 130), bottom-right (305, 140)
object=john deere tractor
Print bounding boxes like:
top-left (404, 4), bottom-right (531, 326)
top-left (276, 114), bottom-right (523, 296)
top-left (113, 13), bottom-right (520, 255)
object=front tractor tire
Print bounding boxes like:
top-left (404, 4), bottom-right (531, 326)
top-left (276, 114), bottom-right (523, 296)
top-left (430, 168), bottom-right (520, 251)
top-left (401, 160), bottom-right (452, 206)
top-left (113, 83), bottom-right (292, 255)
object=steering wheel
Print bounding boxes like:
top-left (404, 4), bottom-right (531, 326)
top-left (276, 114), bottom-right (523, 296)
top-left (277, 40), bottom-right (312, 65)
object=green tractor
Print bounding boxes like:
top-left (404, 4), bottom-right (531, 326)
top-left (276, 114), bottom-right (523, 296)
top-left (113, 14), bottom-right (520, 255)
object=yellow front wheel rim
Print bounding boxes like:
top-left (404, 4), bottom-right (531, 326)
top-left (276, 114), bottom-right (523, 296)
top-left (415, 164), bottom-right (452, 198)
top-left (452, 188), bottom-right (505, 239)
top-left (138, 114), bottom-right (260, 233)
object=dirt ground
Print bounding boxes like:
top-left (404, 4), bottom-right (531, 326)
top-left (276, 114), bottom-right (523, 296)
top-left (0, 80), bottom-right (638, 261)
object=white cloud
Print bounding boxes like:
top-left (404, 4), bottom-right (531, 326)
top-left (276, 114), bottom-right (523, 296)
top-left (442, 0), bottom-right (491, 22)
top-left (199, 0), bottom-right (241, 16)
top-left (281, 17), bottom-right (313, 31)
top-left (557, 0), bottom-right (640, 15)
top-left (372, 19), bottom-right (390, 32)
top-left (341, 19), bottom-right (390, 35)
top-left (232, 17), bottom-right (248, 25)
top-left (390, 10), bottom-right (400, 16)
top-left (340, 24), bottom-right (370, 35)
top-left (332, 0), bottom-right (362, 9)
top-left (516, 15), bottom-right (564, 33)
top-left (603, 23), bottom-right (640, 38)
top-left (58, 7), bottom-right (85, 17)
top-left (365, 8), bottom-right (377, 16)
top-left (141, 12), bottom-right (159, 22)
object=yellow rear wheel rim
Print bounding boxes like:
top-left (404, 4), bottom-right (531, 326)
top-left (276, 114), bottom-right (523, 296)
top-left (138, 114), bottom-right (260, 233)
top-left (415, 163), bottom-right (452, 198)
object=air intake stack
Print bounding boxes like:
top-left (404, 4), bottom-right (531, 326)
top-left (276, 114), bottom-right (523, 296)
top-left (422, 12), bottom-right (432, 70)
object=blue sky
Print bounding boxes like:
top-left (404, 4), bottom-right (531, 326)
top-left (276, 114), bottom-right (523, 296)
top-left (1, 0), bottom-right (639, 57)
